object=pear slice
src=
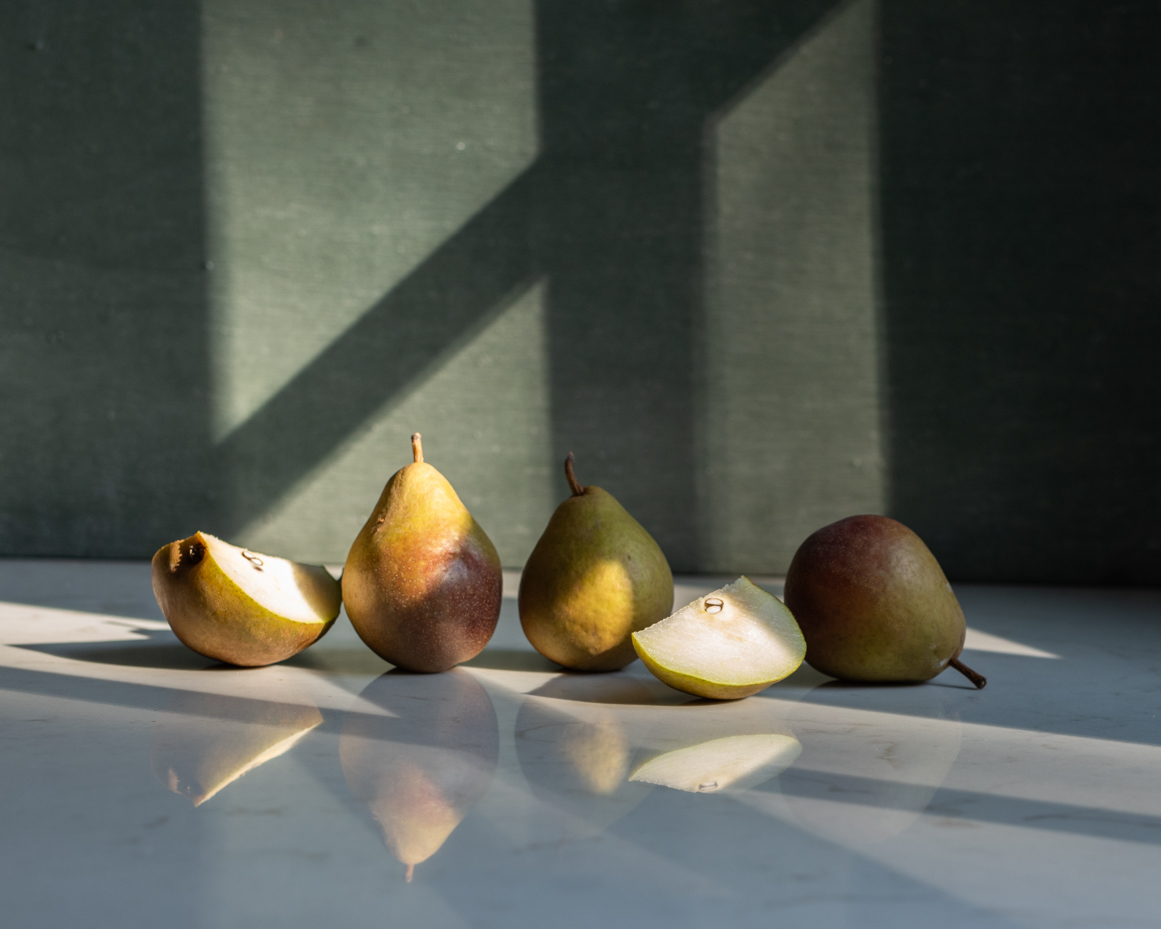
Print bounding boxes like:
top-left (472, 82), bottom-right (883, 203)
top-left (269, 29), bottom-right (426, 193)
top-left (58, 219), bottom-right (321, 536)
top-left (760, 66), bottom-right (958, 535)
top-left (152, 531), bottom-right (341, 666)
top-left (631, 576), bottom-right (806, 699)
top-left (630, 733), bottom-right (802, 793)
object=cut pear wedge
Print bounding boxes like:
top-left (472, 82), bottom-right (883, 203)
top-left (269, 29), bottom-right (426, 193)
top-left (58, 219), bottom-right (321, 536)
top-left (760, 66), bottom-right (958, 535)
top-left (631, 576), bottom-right (806, 699)
top-left (152, 531), bottom-right (341, 666)
top-left (630, 733), bottom-right (803, 793)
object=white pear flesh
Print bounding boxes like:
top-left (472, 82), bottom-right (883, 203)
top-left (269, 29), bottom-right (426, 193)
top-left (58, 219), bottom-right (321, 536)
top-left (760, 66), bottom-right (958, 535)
top-left (152, 531), bottom-right (341, 667)
top-left (631, 576), bottom-right (806, 699)
top-left (630, 733), bottom-right (803, 793)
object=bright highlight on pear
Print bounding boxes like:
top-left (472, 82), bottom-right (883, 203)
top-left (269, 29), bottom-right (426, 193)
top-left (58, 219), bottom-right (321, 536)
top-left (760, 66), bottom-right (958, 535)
top-left (630, 733), bottom-right (802, 793)
top-left (151, 531), bottom-right (341, 666)
top-left (631, 577), bottom-right (806, 700)
top-left (342, 433), bottom-right (503, 673)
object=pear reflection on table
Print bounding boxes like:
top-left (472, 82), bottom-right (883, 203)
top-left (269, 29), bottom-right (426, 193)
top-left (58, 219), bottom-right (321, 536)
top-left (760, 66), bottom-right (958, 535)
top-left (515, 678), bottom-right (655, 833)
top-left (151, 689), bottom-right (323, 807)
top-left (630, 733), bottom-right (802, 794)
top-left (340, 669), bottom-right (498, 882)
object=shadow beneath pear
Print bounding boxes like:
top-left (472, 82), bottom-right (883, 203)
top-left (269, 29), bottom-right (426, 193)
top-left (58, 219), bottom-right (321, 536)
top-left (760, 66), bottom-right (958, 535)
top-left (18, 625), bottom-right (218, 671)
top-left (461, 648), bottom-right (561, 673)
top-left (340, 669), bottom-right (499, 882)
top-left (526, 671), bottom-right (696, 706)
top-left (151, 687), bottom-right (323, 807)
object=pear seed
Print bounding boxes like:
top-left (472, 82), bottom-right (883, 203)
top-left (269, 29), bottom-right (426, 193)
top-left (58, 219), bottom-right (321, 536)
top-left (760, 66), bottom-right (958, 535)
top-left (242, 550), bottom-right (264, 568)
top-left (697, 781), bottom-right (718, 791)
top-left (704, 598), bottom-right (723, 614)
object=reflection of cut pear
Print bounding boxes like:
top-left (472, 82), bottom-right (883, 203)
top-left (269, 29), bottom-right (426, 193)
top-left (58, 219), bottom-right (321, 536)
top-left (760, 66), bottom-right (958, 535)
top-left (340, 670), bottom-right (498, 881)
top-left (152, 531), bottom-right (340, 666)
top-left (632, 577), bottom-right (805, 699)
top-left (630, 734), bottom-right (802, 794)
top-left (151, 691), bottom-right (322, 806)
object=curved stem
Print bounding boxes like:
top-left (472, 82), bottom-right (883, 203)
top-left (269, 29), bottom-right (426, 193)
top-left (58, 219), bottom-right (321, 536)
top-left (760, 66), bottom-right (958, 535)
top-left (564, 452), bottom-right (584, 496)
top-left (411, 432), bottom-right (423, 464)
top-left (949, 657), bottom-right (986, 689)
top-left (404, 863), bottom-right (414, 883)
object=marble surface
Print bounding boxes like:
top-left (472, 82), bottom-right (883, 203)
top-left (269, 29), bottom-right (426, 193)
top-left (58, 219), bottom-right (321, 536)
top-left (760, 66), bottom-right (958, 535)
top-left (2, 560), bottom-right (1160, 928)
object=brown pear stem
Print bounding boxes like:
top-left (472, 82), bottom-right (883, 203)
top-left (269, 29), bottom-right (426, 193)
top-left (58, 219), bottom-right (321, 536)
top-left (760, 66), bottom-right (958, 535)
top-left (404, 863), bottom-right (414, 883)
top-left (949, 657), bottom-right (987, 689)
top-left (411, 433), bottom-right (423, 463)
top-left (564, 452), bottom-right (584, 496)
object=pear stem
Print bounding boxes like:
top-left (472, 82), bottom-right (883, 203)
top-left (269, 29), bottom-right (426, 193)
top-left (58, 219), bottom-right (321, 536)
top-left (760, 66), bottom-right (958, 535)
top-left (411, 433), bottom-right (423, 464)
top-left (564, 452), bottom-right (584, 496)
top-left (404, 863), bottom-right (414, 883)
top-left (949, 657), bottom-right (987, 689)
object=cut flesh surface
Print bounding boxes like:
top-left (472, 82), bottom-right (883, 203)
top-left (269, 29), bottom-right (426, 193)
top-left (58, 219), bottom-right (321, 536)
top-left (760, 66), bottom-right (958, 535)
top-left (203, 533), bottom-right (338, 624)
top-left (630, 734), bottom-right (802, 793)
top-left (631, 576), bottom-right (806, 699)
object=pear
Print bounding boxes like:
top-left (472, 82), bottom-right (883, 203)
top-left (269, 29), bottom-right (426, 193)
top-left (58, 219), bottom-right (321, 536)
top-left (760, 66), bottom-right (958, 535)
top-left (518, 454), bottom-right (673, 671)
top-left (783, 515), bottom-right (986, 687)
top-left (151, 690), bottom-right (322, 806)
top-left (151, 532), bottom-right (340, 667)
top-left (340, 670), bottom-right (498, 882)
top-left (629, 733), bottom-right (802, 794)
top-left (631, 577), bottom-right (805, 700)
top-left (342, 434), bottom-right (502, 673)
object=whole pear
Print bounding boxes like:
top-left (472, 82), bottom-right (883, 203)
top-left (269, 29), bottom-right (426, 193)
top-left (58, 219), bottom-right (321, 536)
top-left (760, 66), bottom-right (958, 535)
top-left (783, 515), bottom-right (985, 688)
top-left (518, 454), bottom-right (673, 671)
top-left (151, 532), bottom-right (340, 667)
top-left (342, 434), bottom-right (502, 673)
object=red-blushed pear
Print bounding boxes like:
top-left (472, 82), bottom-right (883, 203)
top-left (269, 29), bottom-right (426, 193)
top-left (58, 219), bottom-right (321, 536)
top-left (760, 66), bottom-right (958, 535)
top-left (519, 453), bottom-right (673, 671)
top-left (783, 515), bottom-right (986, 688)
top-left (342, 434), bottom-right (502, 673)
top-left (151, 532), bottom-right (340, 667)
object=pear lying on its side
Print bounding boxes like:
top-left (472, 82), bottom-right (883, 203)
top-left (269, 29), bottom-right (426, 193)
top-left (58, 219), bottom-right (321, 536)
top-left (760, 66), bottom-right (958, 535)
top-left (343, 434), bottom-right (502, 673)
top-left (151, 532), bottom-right (340, 666)
top-left (783, 515), bottom-right (986, 688)
top-left (631, 577), bottom-right (805, 700)
top-left (519, 454), bottom-right (673, 671)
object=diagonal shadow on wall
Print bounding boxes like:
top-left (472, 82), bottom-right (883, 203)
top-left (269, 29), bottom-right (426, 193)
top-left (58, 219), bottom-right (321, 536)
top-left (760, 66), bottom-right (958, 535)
top-left (214, 0), bottom-right (841, 570)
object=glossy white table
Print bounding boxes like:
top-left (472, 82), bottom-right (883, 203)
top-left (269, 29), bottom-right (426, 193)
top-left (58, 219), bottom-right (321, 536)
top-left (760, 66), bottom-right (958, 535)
top-left (2, 560), bottom-right (1159, 928)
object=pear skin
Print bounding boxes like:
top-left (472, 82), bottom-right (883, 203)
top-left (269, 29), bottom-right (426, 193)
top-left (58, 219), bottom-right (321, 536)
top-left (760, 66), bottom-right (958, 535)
top-left (151, 532), bottom-right (340, 667)
top-left (783, 515), bottom-right (985, 687)
top-left (518, 454), bottom-right (673, 671)
top-left (340, 670), bottom-right (499, 881)
top-left (342, 434), bottom-right (502, 673)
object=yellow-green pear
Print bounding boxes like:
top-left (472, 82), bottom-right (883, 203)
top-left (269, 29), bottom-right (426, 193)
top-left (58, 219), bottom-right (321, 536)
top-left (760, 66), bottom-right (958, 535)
top-left (340, 670), bottom-right (498, 881)
top-left (151, 690), bottom-right (323, 806)
top-left (342, 434), bottom-right (502, 673)
top-left (783, 515), bottom-right (986, 687)
top-left (151, 532), bottom-right (340, 667)
top-left (519, 454), bottom-right (673, 671)
top-left (632, 577), bottom-right (805, 700)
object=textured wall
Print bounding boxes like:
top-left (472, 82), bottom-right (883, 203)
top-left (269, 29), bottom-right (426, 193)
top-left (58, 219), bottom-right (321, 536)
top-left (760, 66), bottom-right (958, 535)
top-left (2, 1), bottom-right (1159, 582)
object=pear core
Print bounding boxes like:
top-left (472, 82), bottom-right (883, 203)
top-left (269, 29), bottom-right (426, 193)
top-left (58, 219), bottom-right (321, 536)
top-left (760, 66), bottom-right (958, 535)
top-left (151, 532), bottom-right (341, 667)
top-left (631, 576), bottom-right (806, 700)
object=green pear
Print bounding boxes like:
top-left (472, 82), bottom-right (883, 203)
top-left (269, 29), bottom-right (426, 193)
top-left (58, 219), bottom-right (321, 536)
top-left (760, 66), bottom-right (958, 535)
top-left (340, 670), bottom-right (498, 882)
top-left (151, 689), bottom-right (323, 806)
top-left (518, 454), bottom-right (673, 671)
top-left (342, 434), bottom-right (502, 673)
top-left (783, 515), bottom-right (986, 687)
top-left (151, 532), bottom-right (340, 667)
top-left (632, 577), bottom-right (805, 699)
